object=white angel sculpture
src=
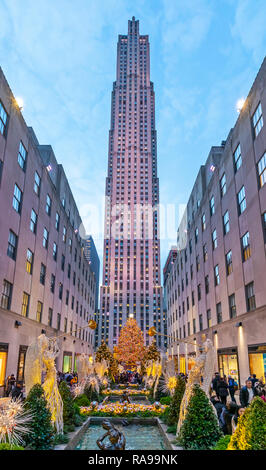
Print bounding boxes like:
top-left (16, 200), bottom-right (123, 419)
top-left (24, 334), bottom-right (63, 434)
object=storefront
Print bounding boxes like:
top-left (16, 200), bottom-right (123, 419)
top-left (0, 343), bottom-right (8, 389)
top-left (63, 352), bottom-right (73, 373)
top-left (17, 345), bottom-right (28, 383)
top-left (248, 344), bottom-right (266, 383)
top-left (179, 355), bottom-right (186, 374)
top-left (218, 347), bottom-right (239, 386)
top-left (188, 354), bottom-right (196, 372)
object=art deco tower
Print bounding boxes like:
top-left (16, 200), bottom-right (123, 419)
top-left (99, 17), bottom-right (163, 350)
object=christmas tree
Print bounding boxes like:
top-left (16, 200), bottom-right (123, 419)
top-left (116, 318), bottom-right (145, 367)
top-left (167, 375), bottom-right (186, 426)
top-left (95, 340), bottom-right (118, 378)
top-left (228, 397), bottom-right (266, 450)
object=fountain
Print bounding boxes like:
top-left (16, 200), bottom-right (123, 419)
top-left (96, 420), bottom-right (126, 450)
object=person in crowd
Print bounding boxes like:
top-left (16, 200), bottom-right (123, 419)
top-left (260, 389), bottom-right (266, 403)
top-left (210, 394), bottom-right (226, 420)
top-left (228, 375), bottom-right (238, 402)
top-left (240, 379), bottom-right (258, 407)
top-left (248, 374), bottom-right (257, 387)
top-left (220, 402), bottom-right (239, 435)
top-left (11, 381), bottom-right (24, 400)
top-left (217, 376), bottom-right (229, 405)
top-left (5, 374), bottom-right (16, 396)
top-left (231, 406), bottom-right (246, 434)
top-left (211, 373), bottom-right (220, 399)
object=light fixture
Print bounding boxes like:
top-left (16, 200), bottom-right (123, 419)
top-left (14, 320), bottom-right (22, 328)
top-left (46, 164), bottom-right (52, 172)
top-left (236, 98), bottom-right (245, 113)
top-left (235, 322), bottom-right (242, 327)
top-left (214, 330), bottom-right (218, 335)
top-left (63, 337), bottom-right (66, 341)
top-left (41, 329), bottom-right (46, 335)
top-left (210, 164), bottom-right (216, 173)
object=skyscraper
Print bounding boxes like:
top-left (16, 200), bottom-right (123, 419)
top-left (99, 17), bottom-right (163, 351)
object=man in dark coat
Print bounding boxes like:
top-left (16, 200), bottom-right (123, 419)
top-left (240, 379), bottom-right (258, 407)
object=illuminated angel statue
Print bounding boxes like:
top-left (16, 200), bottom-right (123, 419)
top-left (94, 359), bottom-right (109, 379)
top-left (177, 338), bottom-right (216, 435)
top-left (159, 359), bottom-right (177, 397)
top-left (24, 334), bottom-right (63, 434)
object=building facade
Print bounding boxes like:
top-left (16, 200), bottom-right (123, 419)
top-left (99, 17), bottom-right (163, 350)
top-left (84, 235), bottom-right (100, 311)
top-left (165, 57), bottom-right (266, 386)
top-left (0, 68), bottom-right (96, 394)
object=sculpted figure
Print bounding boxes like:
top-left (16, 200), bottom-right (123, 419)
top-left (96, 420), bottom-right (126, 450)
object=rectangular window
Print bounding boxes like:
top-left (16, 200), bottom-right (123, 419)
top-left (0, 100), bottom-right (8, 136)
top-left (18, 141), bottom-right (27, 171)
top-left (63, 226), bottom-right (66, 243)
top-left (48, 308), bottom-right (53, 327)
top-left (252, 102), bottom-right (263, 137)
top-left (43, 228), bottom-right (49, 249)
top-left (220, 173), bottom-right (226, 197)
top-left (203, 244), bottom-right (208, 262)
top-left (205, 275), bottom-right (209, 294)
top-left (64, 318), bottom-right (67, 333)
top-left (36, 301), bottom-right (43, 322)
top-left (1, 280), bottom-right (13, 310)
top-left (237, 186), bottom-right (246, 214)
top-left (195, 227), bottom-right (199, 243)
top-left (216, 302), bottom-right (222, 324)
top-left (46, 194), bottom-right (52, 215)
top-left (214, 265), bottom-right (220, 286)
top-left (246, 282), bottom-right (256, 311)
top-left (59, 283), bottom-right (63, 300)
top-left (199, 314), bottom-right (203, 331)
top-left (201, 213), bottom-right (206, 231)
top-left (7, 230), bottom-right (17, 260)
top-left (55, 212), bottom-right (60, 231)
top-left (207, 309), bottom-right (212, 328)
top-left (223, 210), bottom-right (230, 234)
top-left (210, 196), bottom-right (215, 216)
top-left (233, 143), bottom-right (242, 172)
top-left (57, 313), bottom-right (61, 330)
top-left (229, 294), bottom-right (236, 319)
top-left (262, 212), bottom-right (266, 243)
top-left (197, 284), bottom-right (201, 301)
top-left (258, 152), bottom-right (266, 188)
top-left (52, 242), bottom-right (57, 261)
top-left (13, 184), bottom-right (23, 213)
top-left (226, 250), bottom-right (233, 275)
top-left (61, 254), bottom-right (65, 271)
top-left (50, 274), bottom-right (55, 293)
top-left (212, 229), bottom-right (217, 250)
top-left (30, 209), bottom-right (37, 233)
top-left (26, 249), bottom-right (34, 274)
top-left (40, 263), bottom-right (46, 285)
top-left (21, 292), bottom-right (30, 317)
top-left (34, 171), bottom-right (41, 196)
top-left (241, 232), bottom-right (251, 261)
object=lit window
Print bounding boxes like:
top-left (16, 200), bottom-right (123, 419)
top-left (214, 265), bottom-right (220, 286)
top-left (36, 301), bottom-right (43, 322)
top-left (226, 250), bottom-right (233, 275)
top-left (21, 292), bottom-right (30, 317)
top-left (241, 232), bottom-right (251, 261)
top-left (26, 249), bottom-right (34, 274)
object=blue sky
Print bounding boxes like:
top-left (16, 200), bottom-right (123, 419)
top-left (1, 0), bottom-right (266, 279)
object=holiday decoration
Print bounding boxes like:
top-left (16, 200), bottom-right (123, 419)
top-left (24, 334), bottom-right (63, 434)
top-left (167, 375), bottom-right (186, 426)
top-left (0, 399), bottom-right (32, 447)
top-left (160, 359), bottom-right (177, 396)
top-left (228, 397), bottom-right (266, 450)
top-left (96, 341), bottom-right (118, 378)
top-left (116, 319), bottom-right (145, 367)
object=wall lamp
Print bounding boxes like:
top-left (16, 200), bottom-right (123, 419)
top-left (41, 329), bottom-right (46, 335)
top-left (235, 322), bottom-right (242, 327)
top-left (63, 337), bottom-right (66, 341)
top-left (73, 340), bottom-right (76, 344)
top-left (14, 320), bottom-right (22, 328)
top-left (214, 330), bottom-right (218, 335)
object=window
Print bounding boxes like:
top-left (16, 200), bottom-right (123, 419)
top-left (205, 275), bottom-right (209, 294)
top-left (30, 209), bottom-right (37, 233)
top-left (69, 238), bottom-right (72, 253)
top-left (193, 318), bottom-right (196, 334)
top-left (50, 274), bottom-right (55, 293)
top-left (21, 292), bottom-right (30, 317)
top-left (262, 212), bottom-right (266, 243)
top-left (0, 100), bottom-right (8, 136)
top-left (197, 284), bottom-right (201, 301)
top-left (26, 249), bottom-right (34, 274)
top-left (212, 229), bottom-right (217, 250)
top-left (52, 242), bottom-right (57, 261)
top-left (223, 211), bottom-right (230, 235)
top-left (46, 194), bottom-right (51, 215)
top-left (226, 250), bottom-right (233, 275)
top-left (201, 213), bottom-right (206, 231)
top-left (57, 313), bottom-right (61, 330)
top-left (18, 141), bottom-right (27, 171)
top-left (7, 230), bottom-right (17, 260)
top-left (246, 282), bottom-right (256, 311)
top-left (61, 254), bottom-right (65, 271)
top-left (48, 308), bottom-right (53, 327)
top-left (229, 294), bottom-right (236, 319)
top-left (67, 263), bottom-right (71, 279)
top-left (233, 143), bottom-right (242, 172)
top-left (36, 301), bottom-right (43, 322)
top-left (0, 159), bottom-right (3, 183)
top-left (13, 184), bottom-right (22, 213)
top-left (40, 263), bottom-right (46, 285)
top-left (252, 102), bottom-right (263, 137)
top-left (66, 290), bottom-right (69, 306)
top-left (203, 244), bottom-right (208, 262)
top-left (207, 309), bottom-right (212, 328)
top-left (216, 302), bottom-right (222, 324)
top-left (34, 171), bottom-right (41, 196)
top-left (1, 280), bottom-right (12, 310)
top-left (210, 196), bottom-right (215, 216)
top-left (64, 318), bottom-right (67, 333)
top-left (220, 173), bottom-right (226, 197)
top-left (55, 212), bottom-right (60, 231)
top-left (214, 265), bottom-right (220, 286)
top-left (63, 226), bottom-right (66, 243)
top-left (241, 232), bottom-right (251, 261)
top-left (195, 227), bottom-right (199, 244)
top-left (237, 186), bottom-right (246, 214)
top-left (59, 283), bottom-right (63, 300)
top-left (258, 152), bottom-right (266, 188)
top-left (43, 228), bottom-right (49, 249)
top-left (199, 314), bottom-right (203, 331)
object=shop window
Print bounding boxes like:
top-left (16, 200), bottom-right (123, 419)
top-left (0, 344), bottom-right (8, 387)
top-left (17, 346), bottom-right (28, 382)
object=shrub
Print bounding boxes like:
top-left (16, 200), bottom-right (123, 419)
top-left (212, 435), bottom-right (231, 450)
top-left (178, 384), bottom-right (222, 450)
top-left (167, 375), bottom-right (186, 426)
top-left (0, 443), bottom-right (24, 450)
top-left (59, 381), bottom-right (76, 426)
top-left (84, 384), bottom-right (100, 402)
top-left (167, 424), bottom-right (177, 435)
top-left (160, 396), bottom-right (171, 405)
top-left (53, 433), bottom-right (69, 445)
top-left (228, 397), bottom-right (266, 450)
top-left (24, 384), bottom-right (54, 450)
top-left (74, 394), bottom-right (90, 407)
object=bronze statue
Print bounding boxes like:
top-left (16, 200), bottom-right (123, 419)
top-left (96, 420), bottom-right (126, 450)
top-left (120, 390), bottom-right (130, 403)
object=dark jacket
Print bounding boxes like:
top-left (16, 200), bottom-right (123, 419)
top-left (217, 380), bottom-right (229, 397)
top-left (240, 386), bottom-right (258, 407)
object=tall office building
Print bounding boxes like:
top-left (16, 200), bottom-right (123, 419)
top-left (84, 235), bottom-right (100, 311)
top-left (99, 17), bottom-right (163, 350)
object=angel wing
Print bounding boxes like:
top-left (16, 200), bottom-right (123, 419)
top-left (24, 338), bottom-right (42, 396)
top-left (201, 339), bottom-right (216, 395)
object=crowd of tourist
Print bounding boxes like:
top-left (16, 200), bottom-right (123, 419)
top-left (210, 372), bottom-right (266, 435)
top-left (115, 370), bottom-right (142, 385)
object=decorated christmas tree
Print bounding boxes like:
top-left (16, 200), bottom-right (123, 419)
top-left (167, 375), bottom-right (186, 426)
top-left (116, 318), bottom-right (145, 367)
top-left (95, 340), bottom-right (118, 378)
